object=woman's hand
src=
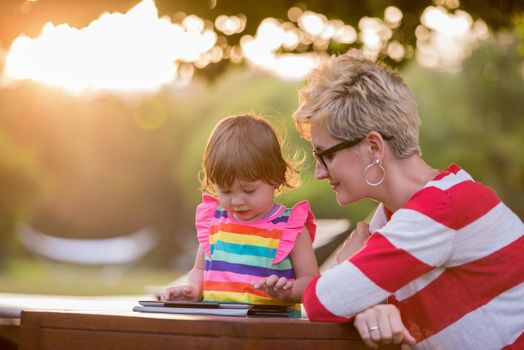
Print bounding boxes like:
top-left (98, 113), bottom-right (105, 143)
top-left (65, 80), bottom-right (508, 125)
top-left (353, 304), bottom-right (416, 349)
top-left (162, 284), bottom-right (200, 301)
top-left (336, 221), bottom-right (371, 264)
top-left (252, 275), bottom-right (294, 300)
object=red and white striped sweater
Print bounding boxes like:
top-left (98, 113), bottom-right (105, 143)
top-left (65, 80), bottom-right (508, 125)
top-left (303, 164), bottom-right (524, 349)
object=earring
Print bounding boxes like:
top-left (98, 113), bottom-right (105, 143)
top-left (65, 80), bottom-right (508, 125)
top-left (364, 159), bottom-right (385, 186)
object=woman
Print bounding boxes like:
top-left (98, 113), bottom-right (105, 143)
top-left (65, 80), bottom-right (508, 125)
top-left (292, 50), bottom-right (524, 349)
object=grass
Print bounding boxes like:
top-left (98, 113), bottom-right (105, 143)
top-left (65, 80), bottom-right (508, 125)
top-left (0, 257), bottom-right (181, 296)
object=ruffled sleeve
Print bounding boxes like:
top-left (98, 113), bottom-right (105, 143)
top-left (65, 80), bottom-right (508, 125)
top-left (273, 200), bottom-right (316, 264)
top-left (195, 194), bottom-right (220, 258)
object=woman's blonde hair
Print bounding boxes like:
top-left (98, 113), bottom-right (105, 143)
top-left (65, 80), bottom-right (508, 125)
top-left (201, 114), bottom-right (300, 194)
top-left (293, 50), bottom-right (421, 158)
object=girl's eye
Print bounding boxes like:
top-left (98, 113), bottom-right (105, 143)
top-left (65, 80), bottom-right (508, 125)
top-left (244, 190), bottom-right (255, 194)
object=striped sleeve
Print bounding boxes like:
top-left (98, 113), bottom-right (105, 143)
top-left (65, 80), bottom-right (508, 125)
top-left (304, 181), bottom-right (459, 321)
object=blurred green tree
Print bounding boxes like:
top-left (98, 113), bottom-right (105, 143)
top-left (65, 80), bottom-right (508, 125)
top-left (0, 131), bottom-right (43, 267)
top-left (406, 28), bottom-right (524, 217)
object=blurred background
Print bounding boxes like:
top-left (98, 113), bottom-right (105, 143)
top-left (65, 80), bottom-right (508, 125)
top-left (0, 0), bottom-right (522, 295)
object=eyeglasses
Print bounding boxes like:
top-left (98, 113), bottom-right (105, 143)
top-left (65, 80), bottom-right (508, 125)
top-left (313, 138), bottom-right (363, 169)
top-left (313, 134), bottom-right (393, 170)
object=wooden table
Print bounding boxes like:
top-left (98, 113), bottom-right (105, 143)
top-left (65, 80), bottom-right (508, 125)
top-left (19, 310), bottom-right (400, 350)
top-left (0, 318), bottom-right (19, 350)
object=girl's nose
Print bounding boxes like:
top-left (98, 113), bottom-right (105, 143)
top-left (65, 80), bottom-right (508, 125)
top-left (230, 195), bottom-right (243, 206)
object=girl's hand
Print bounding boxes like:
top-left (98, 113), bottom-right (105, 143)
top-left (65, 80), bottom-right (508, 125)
top-left (252, 275), bottom-right (294, 300)
top-left (353, 304), bottom-right (416, 349)
top-left (162, 285), bottom-right (200, 301)
top-left (336, 221), bottom-right (371, 264)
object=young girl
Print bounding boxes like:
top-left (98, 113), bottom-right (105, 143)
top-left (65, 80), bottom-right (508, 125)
top-left (163, 114), bottom-right (319, 308)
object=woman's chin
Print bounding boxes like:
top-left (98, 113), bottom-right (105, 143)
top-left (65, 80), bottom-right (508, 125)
top-left (335, 194), bottom-right (351, 206)
top-left (335, 190), bottom-right (359, 206)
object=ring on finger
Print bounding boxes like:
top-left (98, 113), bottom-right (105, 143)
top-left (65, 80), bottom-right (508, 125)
top-left (368, 326), bottom-right (380, 332)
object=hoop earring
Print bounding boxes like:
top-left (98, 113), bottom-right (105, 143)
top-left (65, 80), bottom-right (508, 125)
top-left (364, 159), bottom-right (385, 186)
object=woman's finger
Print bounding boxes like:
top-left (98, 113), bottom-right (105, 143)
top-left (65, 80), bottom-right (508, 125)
top-left (356, 221), bottom-right (370, 232)
top-left (384, 304), bottom-right (416, 345)
top-left (402, 328), bottom-right (417, 345)
top-left (359, 307), bottom-right (381, 344)
top-left (380, 304), bottom-right (402, 344)
top-left (377, 310), bottom-right (393, 344)
top-left (354, 313), bottom-right (378, 349)
top-left (368, 323), bottom-right (382, 344)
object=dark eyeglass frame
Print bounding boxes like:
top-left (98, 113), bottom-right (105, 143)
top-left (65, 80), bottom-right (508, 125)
top-left (313, 134), bottom-right (393, 169)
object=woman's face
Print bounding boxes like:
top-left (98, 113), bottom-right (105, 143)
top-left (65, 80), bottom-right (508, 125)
top-left (310, 124), bottom-right (369, 206)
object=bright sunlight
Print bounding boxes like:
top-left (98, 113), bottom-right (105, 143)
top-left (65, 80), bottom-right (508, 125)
top-left (2, 0), bottom-right (216, 94)
top-left (1, 0), bottom-right (487, 95)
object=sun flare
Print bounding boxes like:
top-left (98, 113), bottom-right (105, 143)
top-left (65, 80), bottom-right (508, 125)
top-left (2, 0), bottom-right (216, 94)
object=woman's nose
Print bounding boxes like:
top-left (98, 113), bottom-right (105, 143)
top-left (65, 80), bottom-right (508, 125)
top-left (315, 162), bottom-right (329, 180)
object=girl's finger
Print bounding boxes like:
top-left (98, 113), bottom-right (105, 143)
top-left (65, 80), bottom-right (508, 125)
top-left (283, 280), bottom-right (293, 290)
top-left (252, 278), bottom-right (266, 289)
top-left (265, 275), bottom-right (279, 287)
top-left (275, 277), bottom-right (288, 289)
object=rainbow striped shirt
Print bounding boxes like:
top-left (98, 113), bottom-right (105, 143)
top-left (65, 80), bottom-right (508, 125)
top-left (195, 194), bottom-right (316, 306)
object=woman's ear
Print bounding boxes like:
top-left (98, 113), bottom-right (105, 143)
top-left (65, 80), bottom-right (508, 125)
top-left (365, 131), bottom-right (385, 160)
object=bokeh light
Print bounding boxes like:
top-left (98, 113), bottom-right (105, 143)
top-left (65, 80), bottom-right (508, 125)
top-left (417, 6), bottom-right (489, 69)
top-left (0, 0), bottom-right (490, 94)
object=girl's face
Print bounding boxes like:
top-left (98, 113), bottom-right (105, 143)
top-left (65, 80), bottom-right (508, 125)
top-left (216, 179), bottom-right (276, 221)
top-left (310, 124), bottom-right (368, 206)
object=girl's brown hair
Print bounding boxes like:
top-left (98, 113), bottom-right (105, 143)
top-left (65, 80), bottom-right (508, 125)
top-left (201, 114), bottom-right (299, 194)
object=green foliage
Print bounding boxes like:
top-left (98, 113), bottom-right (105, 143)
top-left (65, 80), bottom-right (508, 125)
top-left (405, 32), bottom-right (524, 217)
top-left (0, 130), bottom-right (44, 265)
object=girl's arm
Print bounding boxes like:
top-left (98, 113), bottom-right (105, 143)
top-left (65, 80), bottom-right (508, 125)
top-left (253, 228), bottom-right (319, 302)
top-left (186, 245), bottom-right (205, 290)
top-left (287, 228), bottom-right (320, 301)
top-left (163, 246), bottom-right (205, 301)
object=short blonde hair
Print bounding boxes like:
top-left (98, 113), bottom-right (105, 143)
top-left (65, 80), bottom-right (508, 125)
top-left (293, 50), bottom-right (421, 158)
top-left (201, 114), bottom-right (299, 194)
